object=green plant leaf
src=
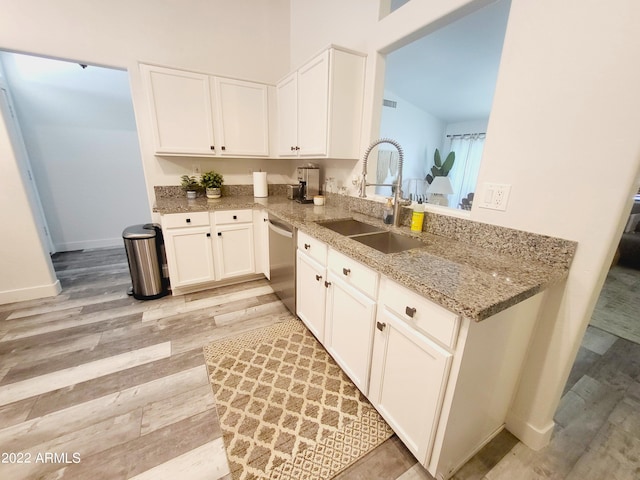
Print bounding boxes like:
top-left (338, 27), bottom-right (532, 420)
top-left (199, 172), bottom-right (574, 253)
top-left (434, 148), bottom-right (442, 168)
top-left (442, 152), bottom-right (455, 176)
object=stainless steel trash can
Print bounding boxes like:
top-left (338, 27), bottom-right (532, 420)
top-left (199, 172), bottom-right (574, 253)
top-left (122, 223), bottom-right (168, 300)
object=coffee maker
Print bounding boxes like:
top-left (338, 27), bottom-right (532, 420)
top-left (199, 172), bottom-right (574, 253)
top-left (296, 165), bottom-right (320, 203)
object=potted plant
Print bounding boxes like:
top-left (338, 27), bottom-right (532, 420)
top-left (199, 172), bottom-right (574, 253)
top-left (426, 148), bottom-right (455, 184)
top-left (180, 175), bottom-right (201, 199)
top-left (200, 170), bottom-right (224, 199)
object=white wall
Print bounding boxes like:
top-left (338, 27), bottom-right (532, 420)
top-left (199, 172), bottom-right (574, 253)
top-left (1, 53), bottom-right (151, 251)
top-left (470, 0), bottom-right (640, 447)
top-left (379, 89), bottom-right (446, 191)
top-left (0, 74), bottom-right (60, 304)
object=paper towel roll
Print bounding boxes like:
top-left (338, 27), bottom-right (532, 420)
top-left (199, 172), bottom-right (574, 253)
top-left (253, 172), bottom-right (268, 197)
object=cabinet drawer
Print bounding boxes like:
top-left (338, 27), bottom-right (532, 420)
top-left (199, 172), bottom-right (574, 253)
top-left (213, 209), bottom-right (253, 225)
top-left (379, 277), bottom-right (459, 349)
top-left (162, 211), bottom-right (210, 229)
top-left (328, 249), bottom-right (378, 299)
top-left (298, 230), bottom-right (328, 266)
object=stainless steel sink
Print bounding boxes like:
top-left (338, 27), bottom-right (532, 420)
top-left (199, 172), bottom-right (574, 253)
top-left (318, 219), bottom-right (384, 236)
top-left (352, 231), bottom-right (424, 254)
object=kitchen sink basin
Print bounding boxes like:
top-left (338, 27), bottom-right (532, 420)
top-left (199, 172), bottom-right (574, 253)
top-left (318, 219), bottom-right (384, 236)
top-left (352, 231), bottom-right (424, 254)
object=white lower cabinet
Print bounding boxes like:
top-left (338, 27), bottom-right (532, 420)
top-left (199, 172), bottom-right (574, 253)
top-left (162, 209), bottom-right (262, 293)
top-left (296, 249), bottom-right (326, 342)
top-left (163, 224), bottom-right (216, 288)
top-left (211, 209), bottom-right (256, 280)
top-left (324, 270), bottom-right (377, 394)
top-left (253, 209), bottom-right (270, 280)
top-left (369, 304), bottom-right (453, 464)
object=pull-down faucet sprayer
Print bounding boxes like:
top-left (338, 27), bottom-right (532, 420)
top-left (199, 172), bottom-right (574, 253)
top-left (359, 138), bottom-right (404, 227)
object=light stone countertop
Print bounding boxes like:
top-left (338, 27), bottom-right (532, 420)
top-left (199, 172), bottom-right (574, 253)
top-left (154, 194), bottom-right (574, 322)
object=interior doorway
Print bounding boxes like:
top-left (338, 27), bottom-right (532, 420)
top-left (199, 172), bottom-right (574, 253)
top-left (0, 52), bottom-right (150, 253)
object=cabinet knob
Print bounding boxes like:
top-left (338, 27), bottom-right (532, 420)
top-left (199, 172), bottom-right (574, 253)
top-left (304, 243), bottom-right (311, 250)
top-left (376, 321), bottom-right (387, 332)
top-left (295, 146), bottom-right (300, 151)
top-left (186, 218), bottom-right (191, 223)
top-left (315, 274), bottom-right (322, 281)
top-left (291, 146), bottom-right (295, 151)
top-left (218, 232), bottom-right (222, 236)
top-left (221, 146), bottom-right (226, 151)
top-left (405, 306), bottom-right (417, 318)
top-left (233, 215), bottom-right (237, 220)
top-left (210, 145), bottom-right (215, 150)
top-left (206, 233), bottom-right (211, 237)
top-left (324, 280), bottom-right (331, 288)
top-left (342, 267), bottom-right (351, 276)
top-left (263, 218), bottom-right (268, 222)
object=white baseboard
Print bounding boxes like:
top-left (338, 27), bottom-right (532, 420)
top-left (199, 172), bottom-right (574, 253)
top-left (55, 237), bottom-right (122, 252)
top-left (0, 279), bottom-right (62, 305)
top-left (505, 411), bottom-right (554, 451)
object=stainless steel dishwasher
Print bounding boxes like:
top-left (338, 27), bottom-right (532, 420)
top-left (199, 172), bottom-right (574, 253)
top-left (268, 214), bottom-right (296, 315)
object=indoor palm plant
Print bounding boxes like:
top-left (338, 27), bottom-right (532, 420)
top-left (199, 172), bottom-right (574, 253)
top-left (200, 170), bottom-right (224, 199)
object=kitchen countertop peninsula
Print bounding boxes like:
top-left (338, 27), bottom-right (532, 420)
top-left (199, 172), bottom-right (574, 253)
top-left (154, 192), bottom-right (576, 322)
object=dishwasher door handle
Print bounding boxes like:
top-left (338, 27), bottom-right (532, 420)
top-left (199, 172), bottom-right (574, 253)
top-left (268, 220), bottom-right (293, 239)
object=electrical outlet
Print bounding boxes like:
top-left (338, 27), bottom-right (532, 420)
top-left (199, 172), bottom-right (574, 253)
top-left (479, 182), bottom-right (511, 211)
top-left (192, 164), bottom-right (201, 176)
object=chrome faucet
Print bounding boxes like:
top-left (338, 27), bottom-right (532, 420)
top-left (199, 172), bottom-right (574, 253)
top-left (359, 138), bottom-right (404, 227)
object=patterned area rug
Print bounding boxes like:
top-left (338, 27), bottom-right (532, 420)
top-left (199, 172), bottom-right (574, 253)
top-left (203, 319), bottom-right (393, 480)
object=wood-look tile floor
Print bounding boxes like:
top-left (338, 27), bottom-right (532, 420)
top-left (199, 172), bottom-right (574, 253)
top-left (0, 248), bottom-right (638, 479)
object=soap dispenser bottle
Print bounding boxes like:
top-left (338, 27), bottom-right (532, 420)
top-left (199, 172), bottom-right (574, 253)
top-left (411, 199), bottom-right (425, 232)
top-left (383, 197), bottom-right (394, 225)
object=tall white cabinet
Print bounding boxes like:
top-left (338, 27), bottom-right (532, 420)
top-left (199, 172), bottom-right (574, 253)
top-left (276, 47), bottom-right (366, 159)
top-left (141, 64), bottom-right (270, 157)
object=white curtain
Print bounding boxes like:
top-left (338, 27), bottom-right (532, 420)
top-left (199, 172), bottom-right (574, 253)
top-left (447, 134), bottom-right (485, 209)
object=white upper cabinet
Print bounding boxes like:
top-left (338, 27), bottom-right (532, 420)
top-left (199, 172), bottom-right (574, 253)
top-left (142, 66), bottom-right (215, 156)
top-left (213, 77), bottom-right (270, 157)
top-left (275, 72), bottom-right (298, 157)
top-left (141, 64), bottom-right (270, 157)
top-left (276, 47), bottom-right (366, 159)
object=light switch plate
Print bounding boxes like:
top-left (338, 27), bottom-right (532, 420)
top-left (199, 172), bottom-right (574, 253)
top-left (479, 183), bottom-right (511, 211)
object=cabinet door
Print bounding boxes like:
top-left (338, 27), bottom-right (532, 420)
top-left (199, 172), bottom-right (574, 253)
top-left (276, 72), bottom-right (298, 156)
top-left (214, 77), bottom-right (269, 156)
top-left (164, 226), bottom-right (216, 287)
top-left (369, 306), bottom-right (452, 464)
top-left (296, 250), bottom-right (327, 343)
top-left (297, 50), bottom-right (329, 157)
top-left (324, 271), bottom-right (376, 393)
top-left (252, 209), bottom-right (270, 280)
top-left (215, 223), bottom-right (255, 280)
top-left (142, 65), bottom-right (215, 155)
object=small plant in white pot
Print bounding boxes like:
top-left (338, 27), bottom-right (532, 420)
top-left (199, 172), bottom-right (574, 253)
top-left (180, 175), bottom-right (201, 199)
top-left (200, 171), bottom-right (224, 199)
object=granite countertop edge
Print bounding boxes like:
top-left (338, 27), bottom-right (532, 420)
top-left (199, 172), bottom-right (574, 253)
top-left (154, 195), bottom-right (571, 322)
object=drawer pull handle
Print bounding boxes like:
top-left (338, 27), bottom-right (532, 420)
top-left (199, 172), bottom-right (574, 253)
top-left (315, 274), bottom-right (322, 281)
top-left (376, 321), bottom-right (386, 332)
top-left (324, 281), bottom-right (331, 288)
top-left (342, 267), bottom-right (351, 276)
top-left (405, 306), bottom-right (417, 318)
top-left (233, 215), bottom-right (237, 220)
top-left (186, 218), bottom-right (191, 223)
top-left (304, 243), bottom-right (311, 250)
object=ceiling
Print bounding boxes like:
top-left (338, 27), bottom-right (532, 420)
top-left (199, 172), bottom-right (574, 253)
top-left (384, 0), bottom-right (511, 123)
